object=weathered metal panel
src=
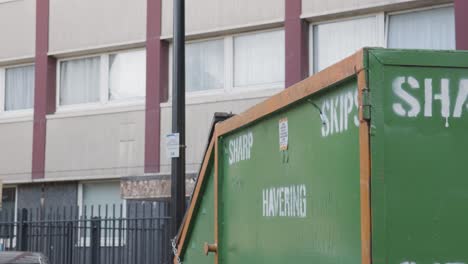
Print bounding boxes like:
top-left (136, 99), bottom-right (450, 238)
top-left (369, 49), bottom-right (468, 264)
top-left (218, 79), bottom-right (361, 263)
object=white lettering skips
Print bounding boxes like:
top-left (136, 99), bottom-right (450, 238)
top-left (392, 76), bottom-right (468, 127)
top-left (262, 185), bottom-right (307, 218)
top-left (228, 131), bottom-right (253, 165)
top-left (320, 89), bottom-right (359, 137)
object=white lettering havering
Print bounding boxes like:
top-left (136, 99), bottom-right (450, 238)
top-left (262, 185), bottom-right (307, 218)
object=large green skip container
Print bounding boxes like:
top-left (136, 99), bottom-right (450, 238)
top-left (174, 48), bottom-right (468, 264)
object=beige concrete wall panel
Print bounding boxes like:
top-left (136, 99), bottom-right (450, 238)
top-left (0, 121), bottom-right (33, 183)
top-left (49, 0), bottom-right (146, 54)
top-left (302, 0), bottom-right (452, 19)
top-left (0, 0), bottom-right (35, 61)
top-left (161, 0), bottom-right (284, 37)
top-left (45, 110), bottom-right (145, 179)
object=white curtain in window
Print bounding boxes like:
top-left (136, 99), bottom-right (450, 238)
top-left (5, 65), bottom-right (35, 111)
top-left (313, 16), bottom-right (379, 72)
top-left (60, 57), bottom-right (100, 105)
top-left (234, 30), bottom-right (285, 87)
top-left (186, 39), bottom-right (224, 92)
top-left (109, 50), bottom-right (146, 100)
top-left (387, 7), bottom-right (455, 50)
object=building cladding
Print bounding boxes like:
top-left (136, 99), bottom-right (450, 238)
top-left (0, 0), bottom-right (465, 209)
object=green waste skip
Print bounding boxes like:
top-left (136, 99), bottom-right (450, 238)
top-left (174, 48), bottom-right (468, 264)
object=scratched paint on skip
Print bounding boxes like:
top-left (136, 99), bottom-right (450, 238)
top-left (392, 76), bottom-right (468, 127)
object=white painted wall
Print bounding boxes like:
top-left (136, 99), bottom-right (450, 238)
top-left (49, 0), bottom-right (146, 54)
top-left (0, 0), bottom-right (35, 61)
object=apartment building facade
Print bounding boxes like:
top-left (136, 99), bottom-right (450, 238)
top-left (0, 0), bottom-right (466, 212)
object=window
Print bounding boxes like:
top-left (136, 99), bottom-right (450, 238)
top-left (311, 16), bottom-right (381, 73)
top-left (81, 181), bottom-right (123, 217)
top-left (60, 57), bottom-right (101, 105)
top-left (234, 30), bottom-right (285, 87)
top-left (58, 49), bottom-right (146, 108)
top-left (78, 181), bottom-right (124, 246)
top-left (186, 39), bottom-right (224, 92)
top-left (1, 188), bottom-right (16, 212)
top-left (109, 50), bottom-right (146, 100)
top-left (0, 65), bottom-right (35, 112)
top-left (308, 5), bottom-right (454, 73)
top-left (0, 187), bottom-right (17, 248)
top-left (387, 6), bottom-right (455, 50)
top-left (170, 29), bottom-right (285, 97)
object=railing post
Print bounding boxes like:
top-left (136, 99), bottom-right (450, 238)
top-left (90, 217), bottom-right (101, 264)
top-left (19, 208), bottom-right (28, 251)
top-left (66, 221), bottom-right (73, 264)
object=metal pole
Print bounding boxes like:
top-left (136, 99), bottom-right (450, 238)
top-left (19, 208), bottom-right (28, 251)
top-left (171, 0), bottom-right (186, 238)
top-left (90, 216), bottom-right (101, 264)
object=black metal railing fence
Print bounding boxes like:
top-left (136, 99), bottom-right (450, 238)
top-left (0, 201), bottom-right (172, 264)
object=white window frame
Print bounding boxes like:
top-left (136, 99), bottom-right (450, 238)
top-left (56, 48), bottom-right (146, 114)
top-left (77, 181), bottom-right (127, 247)
top-left (167, 28), bottom-right (286, 105)
top-left (309, 13), bottom-right (385, 75)
top-left (385, 3), bottom-right (455, 48)
top-left (307, 4), bottom-right (455, 75)
top-left (0, 63), bottom-right (35, 118)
